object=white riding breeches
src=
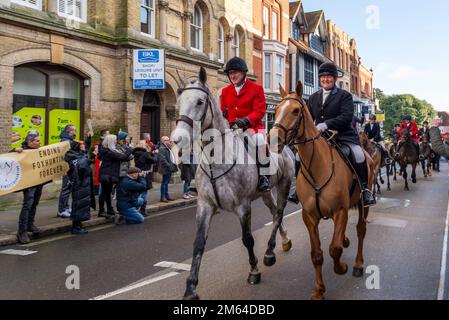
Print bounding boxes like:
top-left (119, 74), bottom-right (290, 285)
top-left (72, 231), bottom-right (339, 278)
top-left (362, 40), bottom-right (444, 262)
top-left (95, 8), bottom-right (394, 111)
top-left (348, 143), bottom-right (366, 164)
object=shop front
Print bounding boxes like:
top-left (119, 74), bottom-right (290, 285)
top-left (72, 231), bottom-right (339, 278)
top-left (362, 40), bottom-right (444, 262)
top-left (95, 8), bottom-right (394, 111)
top-left (11, 63), bottom-right (84, 149)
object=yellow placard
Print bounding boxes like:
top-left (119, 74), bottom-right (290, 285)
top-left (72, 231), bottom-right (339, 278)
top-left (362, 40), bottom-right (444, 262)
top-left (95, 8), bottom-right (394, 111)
top-left (376, 113), bottom-right (385, 122)
top-left (0, 142), bottom-right (70, 196)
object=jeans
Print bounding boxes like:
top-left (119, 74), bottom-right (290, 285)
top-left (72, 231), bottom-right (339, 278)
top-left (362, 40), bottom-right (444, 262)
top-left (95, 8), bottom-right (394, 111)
top-left (140, 190), bottom-right (148, 208)
top-left (119, 198), bottom-right (145, 224)
top-left (19, 185), bottom-right (43, 231)
top-left (183, 180), bottom-right (191, 194)
top-left (160, 173), bottom-right (172, 199)
top-left (58, 175), bottom-right (71, 213)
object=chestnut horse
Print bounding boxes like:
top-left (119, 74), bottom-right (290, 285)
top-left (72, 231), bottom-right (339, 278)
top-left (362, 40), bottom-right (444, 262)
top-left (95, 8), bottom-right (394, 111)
top-left (269, 82), bottom-right (375, 300)
top-left (359, 132), bottom-right (391, 192)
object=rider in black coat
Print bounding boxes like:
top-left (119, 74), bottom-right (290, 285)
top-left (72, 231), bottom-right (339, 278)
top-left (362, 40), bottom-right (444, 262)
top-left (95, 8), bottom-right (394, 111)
top-left (307, 62), bottom-right (376, 207)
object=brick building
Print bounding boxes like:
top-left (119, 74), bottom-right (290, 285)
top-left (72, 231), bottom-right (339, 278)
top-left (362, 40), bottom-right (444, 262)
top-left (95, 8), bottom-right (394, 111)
top-left (326, 20), bottom-right (351, 92)
top-left (0, 0), bottom-right (241, 153)
top-left (252, 0), bottom-right (289, 132)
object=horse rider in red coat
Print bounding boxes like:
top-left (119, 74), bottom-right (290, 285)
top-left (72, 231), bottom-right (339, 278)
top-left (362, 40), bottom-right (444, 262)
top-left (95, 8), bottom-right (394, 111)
top-left (220, 56), bottom-right (271, 192)
top-left (398, 114), bottom-right (423, 159)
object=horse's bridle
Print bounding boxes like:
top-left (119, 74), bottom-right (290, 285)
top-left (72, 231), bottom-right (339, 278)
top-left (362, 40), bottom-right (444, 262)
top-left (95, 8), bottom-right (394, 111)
top-left (175, 85), bottom-right (236, 210)
top-left (272, 96), bottom-right (335, 220)
top-left (176, 86), bottom-right (214, 133)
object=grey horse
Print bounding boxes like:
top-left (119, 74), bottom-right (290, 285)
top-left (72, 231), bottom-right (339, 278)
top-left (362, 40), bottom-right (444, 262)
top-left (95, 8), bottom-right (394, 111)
top-left (172, 67), bottom-right (295, 300)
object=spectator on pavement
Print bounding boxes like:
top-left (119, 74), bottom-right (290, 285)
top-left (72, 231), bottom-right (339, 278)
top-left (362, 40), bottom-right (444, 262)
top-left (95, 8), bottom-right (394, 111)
top-left (158, 136), bottom-right (178, 203)
top-left (11, 134), bottom-right (44, 244)
top-left (58, 125), bottom-right (77, 218)
top-left (98, 134), bottom-right (133, 218)
top-left (132, 141), bottom-right (158, 216)
top-left (117, 131), bottom-right (134, 178)
top-left (116, 167), bottom-right (147, 224)
top-left (64, 140), bottom-right (95, 235)
top-left (179, 150), bottom-right (197, 199)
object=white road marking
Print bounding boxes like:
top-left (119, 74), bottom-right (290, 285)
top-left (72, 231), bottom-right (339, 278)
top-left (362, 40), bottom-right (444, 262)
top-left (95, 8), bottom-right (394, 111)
top-left (154, 261), bottom-right (191, 271)
top-left (265, 209), bottom-right (302, 226)
top-left (0, 249), bottom-right (37, 256)
top-left (92, 272), bottom-right (179, 300)
top-left (369, 217), bottom-right (408, 228)
top-left (437, 198), bottom-right (449, 300)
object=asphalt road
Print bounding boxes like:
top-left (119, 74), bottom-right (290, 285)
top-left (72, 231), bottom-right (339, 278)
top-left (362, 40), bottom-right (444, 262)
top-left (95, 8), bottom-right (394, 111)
top-left (1, 163), bottom-right (449, 300)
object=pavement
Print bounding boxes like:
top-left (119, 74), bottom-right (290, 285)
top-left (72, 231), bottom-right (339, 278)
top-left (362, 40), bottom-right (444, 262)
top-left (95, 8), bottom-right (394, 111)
top-left (0, 180), bottom-right (197, 247)
top-left (0, 162), bottom-right (448, 300)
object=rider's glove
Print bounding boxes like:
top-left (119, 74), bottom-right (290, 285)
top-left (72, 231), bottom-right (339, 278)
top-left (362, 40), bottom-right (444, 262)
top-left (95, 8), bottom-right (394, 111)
top-left (316, 122), bottom-right (328, 133)
top-left (235, 118), bottom-right (251, 129)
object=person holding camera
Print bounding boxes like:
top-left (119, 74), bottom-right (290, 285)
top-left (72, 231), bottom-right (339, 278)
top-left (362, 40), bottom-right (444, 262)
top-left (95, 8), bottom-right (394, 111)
top-left (116, 167), bottom-right (148, 225)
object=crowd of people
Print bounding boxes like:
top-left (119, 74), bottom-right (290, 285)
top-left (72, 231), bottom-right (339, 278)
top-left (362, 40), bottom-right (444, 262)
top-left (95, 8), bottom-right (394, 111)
top-left (10, 126), bottom-right (197, 244)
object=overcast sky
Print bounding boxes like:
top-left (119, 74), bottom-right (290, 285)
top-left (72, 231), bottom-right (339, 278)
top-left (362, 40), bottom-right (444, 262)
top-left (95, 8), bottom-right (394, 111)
top-left (298, 0), bottom-right (449, 111)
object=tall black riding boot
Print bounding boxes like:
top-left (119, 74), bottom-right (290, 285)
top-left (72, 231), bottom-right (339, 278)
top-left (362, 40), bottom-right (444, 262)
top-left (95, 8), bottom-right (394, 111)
top-left (288, 160), bottom-right (301, 204)
top-left (256, 144), bottom-right (271, 192)
top-left (354, 161), bottom-right (376, 207)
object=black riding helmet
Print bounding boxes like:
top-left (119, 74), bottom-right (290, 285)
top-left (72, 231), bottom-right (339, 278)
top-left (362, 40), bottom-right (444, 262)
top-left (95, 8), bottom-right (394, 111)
top-left (318, 62), bottom-right (339, 77)
top-left (404, 114), bottom-right (412, 121)
top-left (224, 57), bottom-right (248, 74)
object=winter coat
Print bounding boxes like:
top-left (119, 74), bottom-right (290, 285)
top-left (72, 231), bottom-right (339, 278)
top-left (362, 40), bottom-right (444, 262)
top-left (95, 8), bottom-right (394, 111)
top-left (398, 121), bottom-right (419, 143)
top-left (64, 150), bottom-right (94, 222)
top-left (220, 80), bottom-right (267, 132)
top-left (132, 147), bottom-right (158, 189)
top-left (178, 153), bottom-right (197, 181)
top-left (116, 176), bottom-right (147, 211)
top-left (308, 86), bottom-right (360, 146)
top-left (364, 122), bottom-right (382, 142)
top-left (117, 144), bottom-right (133, 178)
top-left (157, 144), bottom-right (178, 175)
top-left (60, 131), bottom-right (77, 150)
top-left (98, 146), bottom-right (133, 184)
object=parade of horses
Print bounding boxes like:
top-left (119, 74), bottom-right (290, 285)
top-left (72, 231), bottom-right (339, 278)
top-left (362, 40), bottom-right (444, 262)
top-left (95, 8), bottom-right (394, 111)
top-left (2, 1), bottom-right (449, 307)
top-left (172, 64), bottom-right (446, 300)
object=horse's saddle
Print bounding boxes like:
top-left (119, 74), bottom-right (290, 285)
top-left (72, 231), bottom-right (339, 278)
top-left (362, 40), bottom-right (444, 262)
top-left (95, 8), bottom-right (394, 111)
top-left (327, 139), bottom-right (359, 196)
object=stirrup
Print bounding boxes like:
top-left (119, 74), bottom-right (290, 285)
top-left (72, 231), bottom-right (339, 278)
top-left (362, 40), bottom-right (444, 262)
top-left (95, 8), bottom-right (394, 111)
top-left (258, 176), bottom-right (271, 192)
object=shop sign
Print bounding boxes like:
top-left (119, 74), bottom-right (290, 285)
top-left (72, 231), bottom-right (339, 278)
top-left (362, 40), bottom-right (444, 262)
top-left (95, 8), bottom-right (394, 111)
top-left (133, 49), bottom-right (166, 90)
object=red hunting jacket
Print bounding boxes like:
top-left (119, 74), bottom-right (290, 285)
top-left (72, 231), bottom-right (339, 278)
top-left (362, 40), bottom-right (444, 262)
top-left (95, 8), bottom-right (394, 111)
top-left (398, 121), bottom-right (420, 143)
top-left (220, 80), bottom-right (267, 132)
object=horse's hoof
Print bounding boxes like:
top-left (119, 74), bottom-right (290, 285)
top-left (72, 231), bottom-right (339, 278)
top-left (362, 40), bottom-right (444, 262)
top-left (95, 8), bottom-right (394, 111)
top-left (282, 240), bottom-right (292, 252)
top-left (310, 293), bottom-right (325, 300)
top-left (343, 237), bottom-right (350, 248)
top-left (412, 178), bottom-right (417, 183)
top-left (404, 187), bottom-right (409, 191)
top-left (263, 254), bottom-right (276, 267)
top-left (248, 273), bottom-right (261, 285)
top-left (352, 267), bottom-right (364, 278)
top-left (335, 263), bottom-right (348, 275)
top-left (387, 187), bottom-right (391, 191)
top-left (183, 292), bottom-right (200, 300)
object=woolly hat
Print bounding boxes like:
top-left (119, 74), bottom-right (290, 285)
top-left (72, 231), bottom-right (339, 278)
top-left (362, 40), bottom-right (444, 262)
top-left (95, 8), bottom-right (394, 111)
top-left (117, 131), bottom-right (128, 141)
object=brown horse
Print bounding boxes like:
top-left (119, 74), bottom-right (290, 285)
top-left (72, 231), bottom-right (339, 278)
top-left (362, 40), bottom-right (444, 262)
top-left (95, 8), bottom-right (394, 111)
top-left (419, 135), bottom-right (433, 178)
top-left (359, 132), bottom-right (391, 192)
top-left (394, 128), bottom-right (419, 191)
top-left (387, 142), bottom-right (399, 181)
top-left (269, 82), bottom-right (375, 300)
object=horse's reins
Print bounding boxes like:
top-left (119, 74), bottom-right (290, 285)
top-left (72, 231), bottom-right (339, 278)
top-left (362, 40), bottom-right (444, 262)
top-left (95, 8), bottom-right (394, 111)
top-left (176, 86), bottom-right (237, 209)
top-left (273, 97), bottom-right (335, 220)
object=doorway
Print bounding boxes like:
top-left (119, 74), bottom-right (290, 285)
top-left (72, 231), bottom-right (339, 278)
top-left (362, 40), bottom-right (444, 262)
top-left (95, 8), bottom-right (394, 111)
top-left (140, 90), bottom-right (160, 144)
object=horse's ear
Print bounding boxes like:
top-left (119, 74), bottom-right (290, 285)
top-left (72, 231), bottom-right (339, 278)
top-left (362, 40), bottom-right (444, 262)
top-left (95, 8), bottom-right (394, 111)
top-left (176, 69), bottom-right (187, 88)
top-left (199, 67), bottom-right (207, 85)
top-left (295, 81), bottom-right (303, 98)
top-left (279, 84), bottom-right (287, 98)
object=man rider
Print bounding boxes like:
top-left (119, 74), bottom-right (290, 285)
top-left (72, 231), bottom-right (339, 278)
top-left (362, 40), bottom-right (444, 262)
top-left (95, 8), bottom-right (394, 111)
top-left (307, 62), bottom-right (376, 207)
top-left (398, 114), bottom-right (422, 159)
top-left (220, 56), bottom-right (271, 192)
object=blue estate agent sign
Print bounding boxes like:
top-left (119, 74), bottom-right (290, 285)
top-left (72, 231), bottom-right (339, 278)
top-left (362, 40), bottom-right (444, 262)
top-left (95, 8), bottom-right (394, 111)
top-left (133, 49), bottom-right (166, 90)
